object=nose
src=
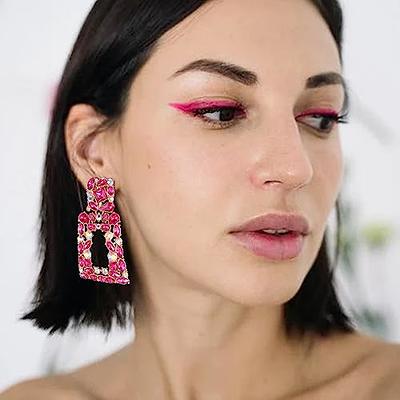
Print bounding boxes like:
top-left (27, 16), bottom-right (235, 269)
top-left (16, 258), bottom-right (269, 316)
top-left (250, 115), bottom-right (313, 192)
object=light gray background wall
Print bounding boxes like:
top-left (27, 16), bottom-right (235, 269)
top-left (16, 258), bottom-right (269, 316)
top-left (1, 0), bottom-right (399, 391)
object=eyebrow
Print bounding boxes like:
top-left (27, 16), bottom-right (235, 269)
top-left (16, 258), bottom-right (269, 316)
top-left (169, 58), bottom-right (349, 111)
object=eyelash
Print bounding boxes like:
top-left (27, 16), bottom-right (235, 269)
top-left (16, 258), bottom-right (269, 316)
top-left (191, 104), bottom-right (349, 135)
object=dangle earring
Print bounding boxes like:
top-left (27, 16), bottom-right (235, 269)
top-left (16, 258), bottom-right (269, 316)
top-left (76, 176), bottom-right (130, 285)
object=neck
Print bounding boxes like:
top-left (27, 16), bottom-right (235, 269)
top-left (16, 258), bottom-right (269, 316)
top-left (124, 287), bottom-right (315, 400)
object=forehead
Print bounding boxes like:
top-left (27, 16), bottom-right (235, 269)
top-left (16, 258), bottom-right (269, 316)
top-left (147, 0), bottom-right (342, 88)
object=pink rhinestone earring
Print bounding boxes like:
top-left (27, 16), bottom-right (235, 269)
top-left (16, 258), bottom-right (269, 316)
top-left (76, 176), bottom-right (130, 285)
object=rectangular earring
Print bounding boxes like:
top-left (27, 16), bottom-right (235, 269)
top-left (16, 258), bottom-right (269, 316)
top-left (77, 176), bottom-right (130, 285)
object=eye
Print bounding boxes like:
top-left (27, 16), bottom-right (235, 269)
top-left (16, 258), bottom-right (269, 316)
top-left (190, 103), bottom-right (247, 129)
top-left (295, 109), bottom-right (349, 136)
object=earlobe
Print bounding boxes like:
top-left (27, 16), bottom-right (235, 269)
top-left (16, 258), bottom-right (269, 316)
top-left (64, 103), bottom-right (108, 185)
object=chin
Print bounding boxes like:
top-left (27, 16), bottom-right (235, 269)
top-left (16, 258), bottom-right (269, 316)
top-left (210, 269), bottom-right (306, 307)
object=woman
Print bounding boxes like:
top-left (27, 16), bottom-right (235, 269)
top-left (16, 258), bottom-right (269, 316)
top-left (2, 0), bottom-right (400, 398)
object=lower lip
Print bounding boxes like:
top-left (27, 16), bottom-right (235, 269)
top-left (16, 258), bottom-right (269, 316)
top-left (230, 231), bottom-right (305, 261)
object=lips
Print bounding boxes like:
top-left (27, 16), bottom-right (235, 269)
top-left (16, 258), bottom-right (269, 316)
top-left (229, 213), bottom-right (310, 235)
top-left (230, 230), bottom-right (305, 260)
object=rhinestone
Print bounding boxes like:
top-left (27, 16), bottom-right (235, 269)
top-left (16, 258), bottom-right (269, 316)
top-left (84, 231), bottom-right (93, 240)
top-left (108, 197), bottom-right (114, 202)
top-left (122, 270), bottom-right (129, 279)
top-left (107, 252), bottom-right (117, 262)
top-left (96, 214), bottom-right (101, 221)
top-left (105, 231), bottom-right (113, 241)
top-left (87, 193), bottom-right (94, 201)
top-left (77, 236), bottom-right (84, 243)
top-left (107, 178), bottom-right (113, 185)
top-left (79, 266), bottom-right (83, 273)
top-left (83, 250), bottom-right (91, 259)
top-left (94, 267), bottom-right (100, 274)
top-left (115, 238), bottom-right (122, 246)
top-left (86, 206), bottom-right (90, 212)
top-left (102, 268), bottom-right (108, 275)
top-left (96, 224), bottom-right (100, 229)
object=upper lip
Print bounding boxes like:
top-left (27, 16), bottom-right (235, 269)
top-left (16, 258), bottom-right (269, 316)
top-left (229, 213), bottom-right (311, 235)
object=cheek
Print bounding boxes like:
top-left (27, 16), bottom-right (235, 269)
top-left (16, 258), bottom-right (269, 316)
top-left (324, 136), bottom-right (343, 197)
top-left (310, 134), bottom-right (343, 216)
top-left (119, 121), bottom-right (230, 266)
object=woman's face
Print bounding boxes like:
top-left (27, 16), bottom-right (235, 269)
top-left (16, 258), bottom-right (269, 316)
top-left (105, 0), bottom-right (345, 305)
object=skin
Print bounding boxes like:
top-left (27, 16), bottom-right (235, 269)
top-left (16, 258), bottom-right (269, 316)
top-left (2, 0), bottom-right (400, 399)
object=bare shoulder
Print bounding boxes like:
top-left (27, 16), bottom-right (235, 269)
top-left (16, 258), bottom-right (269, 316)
top-left (0, 345), bottom-right (132, 400)
top-left (336, 334), bottom-right (400, 399)
top-left (300, 331), bottom-right (400, 399)
top-left (365, 341), bottom-right (400, 399)
top-left (0, 375), bottom-right (98, 400)
top-left (0, 343), bottom-right (136, 400)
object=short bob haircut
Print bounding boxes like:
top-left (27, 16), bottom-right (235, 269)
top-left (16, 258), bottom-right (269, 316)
top-left (22, 0), bottom-right (356, 337)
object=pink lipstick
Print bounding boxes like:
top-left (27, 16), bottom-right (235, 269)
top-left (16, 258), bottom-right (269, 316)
top-left (229, 213), bottom-right (310, 261)
top-left (230, 231), bottom-right (305, 261)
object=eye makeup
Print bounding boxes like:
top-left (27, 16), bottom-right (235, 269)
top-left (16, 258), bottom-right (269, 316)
top-left (168, 99), bottom-right (245, 113)
top-left (295, 107), bottom-right (339, 118)
top-left (168, 99), bottom-right (248, 129)
top-left (168, 100), bottom-right (348, 134)
top-left (295, 107), bottom-right (349, 135)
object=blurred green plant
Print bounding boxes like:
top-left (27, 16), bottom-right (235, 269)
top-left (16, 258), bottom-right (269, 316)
top-left (360, 222), bottom-right (395, 249)
top-left (337, 165), bottom-right (396, 338)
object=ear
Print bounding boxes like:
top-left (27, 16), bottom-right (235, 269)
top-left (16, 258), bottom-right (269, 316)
top-left (64, 104), bottom-right (116, 188)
